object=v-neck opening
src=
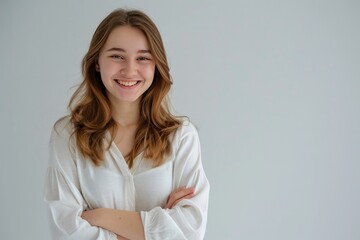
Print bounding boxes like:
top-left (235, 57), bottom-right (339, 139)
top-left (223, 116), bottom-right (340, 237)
top-left (105, 131), bottom-right (143, 175)
top-left (109, 140), bottom-right (143, 175)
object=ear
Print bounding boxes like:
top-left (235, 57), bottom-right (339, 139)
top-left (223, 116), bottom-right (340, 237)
top-left (95, 63), bottom-right (100, 72)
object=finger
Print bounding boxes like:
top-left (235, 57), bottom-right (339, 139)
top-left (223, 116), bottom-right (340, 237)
top-left (165, 187), bottom-right (186, 206)
top-left (165, 188), bottom-right (195, 209)
top-left (171, 188), bottom-right (194, 200)
top-left (168, 192), bottom-right (194, 209)
top-left (165, 189), bottom-right (189, 209)
top-left (169, 193), bottom-right (195, 209)
top-left (168, 188), bottom-right (193, 205)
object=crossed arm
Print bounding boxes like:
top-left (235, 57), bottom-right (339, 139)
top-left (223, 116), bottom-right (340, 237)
top-left (81, 187), bottom-right (195, 240)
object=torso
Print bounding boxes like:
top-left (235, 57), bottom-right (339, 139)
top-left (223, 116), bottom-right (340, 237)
top-left (53, 117), bottom-right (197, 212)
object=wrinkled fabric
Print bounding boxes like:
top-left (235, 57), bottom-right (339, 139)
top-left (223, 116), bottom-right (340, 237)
top-left (44, 117), bottom-right (209, 239)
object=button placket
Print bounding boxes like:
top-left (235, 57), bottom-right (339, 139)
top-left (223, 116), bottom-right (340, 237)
top-left (125, 175), bottom-right (136, 210)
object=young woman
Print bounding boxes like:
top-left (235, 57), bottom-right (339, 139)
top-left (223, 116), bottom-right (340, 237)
top-left (44, 8), bottom-right (209, 240)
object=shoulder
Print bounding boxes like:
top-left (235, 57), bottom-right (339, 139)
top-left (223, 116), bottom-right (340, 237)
top-left (48, 116), bottom-right (79, 174)
top-left (169, 118), bottom-right (203, 169)
top-left (50, 116), bottom-right (74, 145)
top-left (176, 117), bottom-right (198, 134)
top-left (172, 117), bottom-right (200, 146)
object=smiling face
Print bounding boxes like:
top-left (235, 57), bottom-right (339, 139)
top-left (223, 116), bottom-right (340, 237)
top-left (97, 25), bottom-right (155, 106)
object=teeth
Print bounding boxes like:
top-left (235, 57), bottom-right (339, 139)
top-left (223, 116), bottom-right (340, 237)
top-left (116, 80), bottom-right (138, 86)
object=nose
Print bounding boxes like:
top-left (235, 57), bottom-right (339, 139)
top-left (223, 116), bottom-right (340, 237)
top-left (120, 60), bottom-right (137, 77)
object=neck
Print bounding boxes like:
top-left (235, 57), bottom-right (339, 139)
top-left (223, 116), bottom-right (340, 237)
top-left (111, 100), bottom-right (140, 127)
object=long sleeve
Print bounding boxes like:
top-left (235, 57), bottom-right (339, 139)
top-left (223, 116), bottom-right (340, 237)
top-left (43, 120), bottom-right (117, 240)
top-left (140, 122), bottom-right (210, 240)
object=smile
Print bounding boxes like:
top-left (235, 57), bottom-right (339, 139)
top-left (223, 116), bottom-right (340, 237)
top-left (114, 79), bottom-right (140, 87)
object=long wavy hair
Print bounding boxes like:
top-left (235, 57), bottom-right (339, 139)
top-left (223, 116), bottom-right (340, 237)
top-left (68, 9), bottom-right (181, 168)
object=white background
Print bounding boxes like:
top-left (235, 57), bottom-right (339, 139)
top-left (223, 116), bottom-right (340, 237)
top-left (1, 0), bottom-right (359, 239)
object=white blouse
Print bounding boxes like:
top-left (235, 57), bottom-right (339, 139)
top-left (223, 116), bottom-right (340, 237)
top-left (44, 117), bottom-right (210, 240)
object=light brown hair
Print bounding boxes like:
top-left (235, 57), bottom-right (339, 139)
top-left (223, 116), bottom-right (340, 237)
top-left (68, 9), bottom-right (181, 168)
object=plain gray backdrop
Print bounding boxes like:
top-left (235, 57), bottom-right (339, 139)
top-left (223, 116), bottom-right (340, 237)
top-left (1, 0), bottom-right (359, 239)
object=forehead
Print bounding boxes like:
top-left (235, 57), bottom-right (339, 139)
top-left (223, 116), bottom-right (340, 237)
top-left (103, 25), bottom-right (150, 51)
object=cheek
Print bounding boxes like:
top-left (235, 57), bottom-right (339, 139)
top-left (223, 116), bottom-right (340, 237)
top-left (99, 63), bottom-right (117, 80)
top-left (101, 62), bottom-right (115, 72)
top-left (142, 65), bottom-right (156, 80)
top-left (99, 71), bottom-right (110, 85)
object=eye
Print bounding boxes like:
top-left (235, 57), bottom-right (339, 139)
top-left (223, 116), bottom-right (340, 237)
top-left (137, 56), bottom-right (151, 61)
top-left (110, 55), bottom-right (125, 60)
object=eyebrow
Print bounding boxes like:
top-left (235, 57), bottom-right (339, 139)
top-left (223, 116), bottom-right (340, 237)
top-left (106, 47), bottom-right (151, 54)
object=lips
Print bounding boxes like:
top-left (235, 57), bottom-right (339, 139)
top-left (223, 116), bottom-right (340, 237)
top-left (114, 79), bottom-right (140, 87)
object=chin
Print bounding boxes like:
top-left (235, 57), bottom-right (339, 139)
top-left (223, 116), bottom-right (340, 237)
top-left (118, 97), bottom-right (141, 103)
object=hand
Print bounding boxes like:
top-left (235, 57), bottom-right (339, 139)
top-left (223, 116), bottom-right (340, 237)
top-left (164, 187), bottom-right (195, 209)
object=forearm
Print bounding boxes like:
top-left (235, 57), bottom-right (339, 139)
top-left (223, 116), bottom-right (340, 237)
top-left (117, 235), bottom-right (130, 240)
top-left (82, 187), bottom-right (196, 239)
top-left (83, 208), bottom-right (144, 240)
